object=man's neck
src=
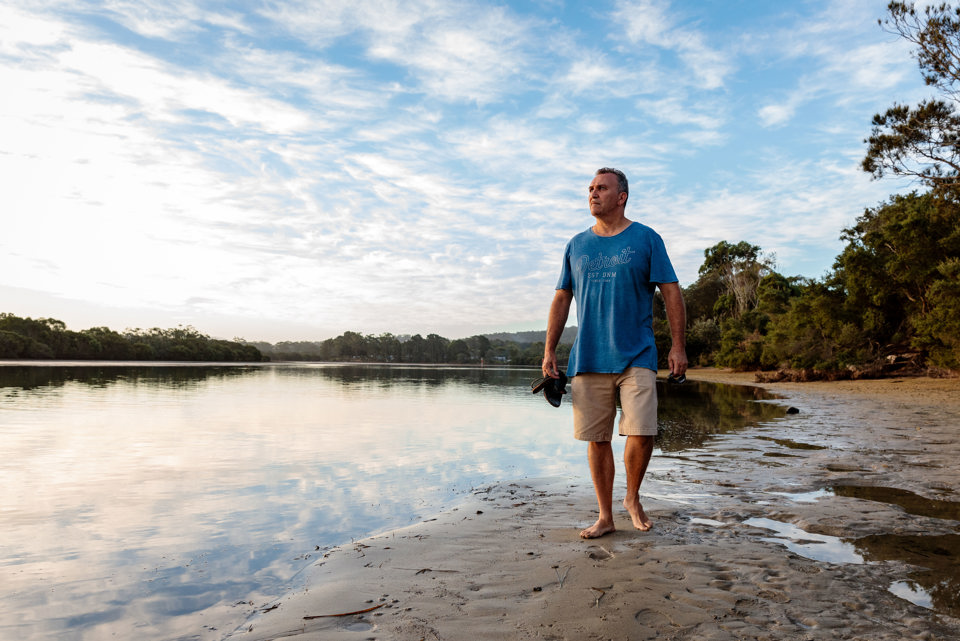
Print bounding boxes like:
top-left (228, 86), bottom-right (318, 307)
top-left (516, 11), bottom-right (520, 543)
top-left (592, 215), bottom-right (632, 237)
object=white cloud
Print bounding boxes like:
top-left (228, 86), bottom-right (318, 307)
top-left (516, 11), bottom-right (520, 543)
top-left (266, 0), bottom-right (539, 104)
top-left (747, 2), bottom-right (921, 129)
top-left (651, 150), bottom-right (910, 285)
top-left (218, 46), bottom-right (383, 115)
top-left (97, 0), bottom-right (238, 38)
top-left (558, 53), bottom-right (660, 98)
top-left (0, 4), bottom-right (65, 51)
top-left (757, 101), bottom-right (796, 128)
top-left (0, 0), bottom-right (933, 340)
top-left (615, 0), bottom-right (734, 90)
top-left (828, 42), bottom-right (913, 93)
top-left (635, 95), bottom-right (724, 131)
top-left (58, 41), bottom-right (311, 133)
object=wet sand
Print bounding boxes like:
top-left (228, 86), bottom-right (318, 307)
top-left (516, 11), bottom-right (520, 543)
top-left (225, 369), bottom-right (960, 640)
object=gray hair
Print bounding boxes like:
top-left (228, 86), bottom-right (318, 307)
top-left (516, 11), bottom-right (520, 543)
top-left (595, 167), bottom-right (628, 202)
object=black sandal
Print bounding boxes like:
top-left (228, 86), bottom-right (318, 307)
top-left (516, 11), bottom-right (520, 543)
top-left (531, 372), bottom-right (568, 407)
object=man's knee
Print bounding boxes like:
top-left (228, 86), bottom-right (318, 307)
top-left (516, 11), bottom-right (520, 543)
top-left (625, 435), bottom-right (654, 455)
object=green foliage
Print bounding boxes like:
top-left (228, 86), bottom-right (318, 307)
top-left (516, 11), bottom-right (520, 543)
top-left (0, 314), bottom-right (264, 362)
top-left (756, 273), bottom-right (802, 316)
top-left (682, 270), bottom-right (724, 322)
top-left (680, 240), bottom-right (777, 369)
top-left (699, 240), bottom-right (761, 274)
top-left (912, 257), bottom-right (960, 368)
top-left (447, 339), bottom-right (471, 363)
top-left (760, 280), bottom-right (865, 370)
top-left (834, 192), bottom-right (960, 365)
top-left (714, 318), bottom-right (760, 370)
top-left (686, 318), bottom-right (721, 366)
top-left (0, 329), bottom-right (54, 358)
top-left (698, 240), bottom-right (773, 318)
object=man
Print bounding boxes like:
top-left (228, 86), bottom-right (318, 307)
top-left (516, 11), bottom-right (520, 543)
top-left (542, 167), bottom-right (687, 539)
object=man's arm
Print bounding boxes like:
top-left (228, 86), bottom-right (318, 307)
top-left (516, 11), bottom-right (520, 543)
top-left (543, 289), bottom-right (573, 378)
top-left (658, 281), bottom-right (688, 376)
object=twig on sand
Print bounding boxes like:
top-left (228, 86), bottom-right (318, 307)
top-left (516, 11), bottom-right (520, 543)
top-left (590, 586), bottom-right (608, 607)
top-left (303, 604), bottom-right (385, 619)
top-left (552, 565), bottom-right (571, 588)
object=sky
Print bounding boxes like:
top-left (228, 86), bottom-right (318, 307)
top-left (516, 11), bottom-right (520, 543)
top-left (0, 0), bottom-right (932, 342)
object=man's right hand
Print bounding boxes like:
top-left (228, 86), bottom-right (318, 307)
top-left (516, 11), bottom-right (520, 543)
top-left (542, 351), bottom-right (559, 378)
top-left (544, 288), bottom-right (572, 380)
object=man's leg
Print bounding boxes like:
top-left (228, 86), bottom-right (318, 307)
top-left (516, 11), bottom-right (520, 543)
top-left (623, 435), bottom-right (654, 531)
top-left (571, 373), bottom-right (618, 539)
top-left (581, 440), bottom-right (616, 539)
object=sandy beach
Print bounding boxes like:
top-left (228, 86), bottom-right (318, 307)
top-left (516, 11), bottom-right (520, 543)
top-left (225, 369), bottom-right (960, 640)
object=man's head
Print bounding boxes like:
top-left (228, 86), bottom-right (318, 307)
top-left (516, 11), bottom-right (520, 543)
top-left (589, 167), bottom-right (628, 219)
top-left (595, 167), bottom-right (628, 203)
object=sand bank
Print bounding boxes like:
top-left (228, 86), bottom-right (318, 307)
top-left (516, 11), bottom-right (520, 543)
top-left (226, 370), bottom-right (960, 640)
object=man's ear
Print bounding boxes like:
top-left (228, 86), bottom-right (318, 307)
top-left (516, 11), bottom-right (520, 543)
top-left (618, 191), bottom-right (628, 206)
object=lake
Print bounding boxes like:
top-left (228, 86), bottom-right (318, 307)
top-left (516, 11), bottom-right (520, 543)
top-left (0, 362), bottom-right (785, 640)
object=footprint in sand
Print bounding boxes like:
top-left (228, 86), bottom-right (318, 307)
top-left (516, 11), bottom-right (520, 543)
top-left (586, 546), bottom-right (614, 561)
top-left (634, 608), bottom-right (676, 628)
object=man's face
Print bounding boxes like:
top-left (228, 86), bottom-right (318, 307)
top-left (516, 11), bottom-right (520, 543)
top-left (588, 173), bottom-right (626, 218)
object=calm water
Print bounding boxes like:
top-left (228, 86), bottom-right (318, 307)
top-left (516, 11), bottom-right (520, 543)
top-left (0, 363), bottom-right (784, 641)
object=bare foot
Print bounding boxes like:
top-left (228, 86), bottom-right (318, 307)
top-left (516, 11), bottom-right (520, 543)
top-left (579, 518), bottom-right (616, 539)
top-left (623, 497), bottom-right (653, 531)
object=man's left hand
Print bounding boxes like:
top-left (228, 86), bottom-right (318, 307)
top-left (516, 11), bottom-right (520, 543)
top-left (668, 346), bottom-right (688, 378)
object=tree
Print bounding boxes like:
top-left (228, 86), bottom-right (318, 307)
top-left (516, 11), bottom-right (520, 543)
top-left (681, 270), bottom-right (724, 322)
top-left (698, 241), bottom-right (772, 318)
top-left (403, 334), bottom-right (426, 362)
top-left (756, 273), bottom-right (802, 317)
top-left (424, 334), bottom-right (449, 363)
top-left (447, 339), bottom-right (471, 363)
top-left (369, 333), bottom-right (402, 362)
top-left (863, 2), bottom-right (960, 197)
top-left (81, 327), bottom-right (134, 359)
top-left (465, 334), bottom-right (492, 361)
top-left (334, 331), bottom-right (367, 359)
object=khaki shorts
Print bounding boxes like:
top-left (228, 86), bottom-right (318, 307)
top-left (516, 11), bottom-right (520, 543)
top-left (571, 367), bottom-right (658, 441)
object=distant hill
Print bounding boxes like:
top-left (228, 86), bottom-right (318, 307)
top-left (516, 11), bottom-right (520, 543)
top-left (483, 326), bottom-right (577, 345)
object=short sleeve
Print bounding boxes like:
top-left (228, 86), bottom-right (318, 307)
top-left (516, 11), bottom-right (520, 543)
top-left (648, 232), bottom-right (678, 284)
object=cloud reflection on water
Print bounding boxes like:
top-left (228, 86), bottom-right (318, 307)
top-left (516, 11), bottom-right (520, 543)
top-left (0, 363), bottom-right (784, 640)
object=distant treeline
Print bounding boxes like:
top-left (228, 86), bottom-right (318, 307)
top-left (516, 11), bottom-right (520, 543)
top-left (246, 327), bottom-right (579, 365)
top-left (0, 315), bottom-right (264, 362)
top-left (0, 314), bottom-right (576, 366)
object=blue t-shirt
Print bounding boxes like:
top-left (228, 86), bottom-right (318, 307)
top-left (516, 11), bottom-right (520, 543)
top-left (556, 221), bottom-right (678, 376)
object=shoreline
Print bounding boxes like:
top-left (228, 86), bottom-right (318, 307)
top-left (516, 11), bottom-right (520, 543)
top-left (684, 366), bottom-right (960, 408)
top-left (225, 371), bottom-right (960, 640)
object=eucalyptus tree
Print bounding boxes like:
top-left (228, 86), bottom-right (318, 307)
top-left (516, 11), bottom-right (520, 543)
top-left (698, 240), bottom-right (774, 318)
